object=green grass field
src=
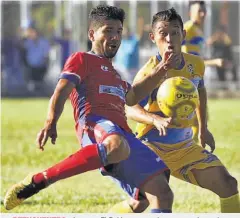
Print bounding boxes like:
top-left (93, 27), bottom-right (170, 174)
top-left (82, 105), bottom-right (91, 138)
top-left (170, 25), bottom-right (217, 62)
top-left (1, 98), bottom-right (240, 213)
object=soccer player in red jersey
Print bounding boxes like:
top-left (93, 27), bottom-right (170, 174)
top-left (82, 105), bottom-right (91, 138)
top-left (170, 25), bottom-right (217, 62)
top-left (4, 5), bottom-right (179, 213)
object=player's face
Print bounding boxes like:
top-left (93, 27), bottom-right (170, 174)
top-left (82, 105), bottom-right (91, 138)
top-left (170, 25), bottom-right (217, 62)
top-left (190, 3), bottom-right (206, 24)
top-left (149, 20), bottom-right (186, 57)
top-left (89, 19), bottom-right (123, 59)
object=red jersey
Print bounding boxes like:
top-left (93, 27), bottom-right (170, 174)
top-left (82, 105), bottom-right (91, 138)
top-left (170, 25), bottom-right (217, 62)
top-left (60, 52), bottom-right (132, 133)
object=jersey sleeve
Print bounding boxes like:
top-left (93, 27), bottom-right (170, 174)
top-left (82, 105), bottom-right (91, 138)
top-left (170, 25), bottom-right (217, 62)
top-left (133, 57), bottom-right (157, 107)
top-left (133, 56), bottom-right (156, 84)
top-left (59, 52), bottom-right (87, 86)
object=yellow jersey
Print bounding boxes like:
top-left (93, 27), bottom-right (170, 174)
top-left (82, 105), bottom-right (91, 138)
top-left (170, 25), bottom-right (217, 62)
top-left (134, 52), bottom-right (205, 147)
top-left (182, 20), bottom-right (204, 56)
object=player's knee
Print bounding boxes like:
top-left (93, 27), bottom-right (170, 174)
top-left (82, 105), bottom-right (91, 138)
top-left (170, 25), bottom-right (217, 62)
top-left (207, 168), bottom-right (239, 197)
top-left (103, 135), bottom-right (130, 163)
top-left (222, 174), bottom-right (238, 195)
top-left (148, 187), bottom-right (174, 207)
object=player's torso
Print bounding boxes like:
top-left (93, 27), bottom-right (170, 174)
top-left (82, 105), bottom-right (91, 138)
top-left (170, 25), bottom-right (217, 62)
top-left (135, 53), bottom-right (203, 145)
top-left (71, 53), bottom-right (130, 131)
top-left (182, 20), bottom-right (205, 56)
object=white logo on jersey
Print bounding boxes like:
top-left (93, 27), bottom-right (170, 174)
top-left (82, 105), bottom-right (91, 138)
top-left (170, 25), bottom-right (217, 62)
top-left (101, 65), bottom-right (109, 72)
top-left (187, 64), bottom-right (194, 74)
top-left (156, 157), bottom-right (161, 162)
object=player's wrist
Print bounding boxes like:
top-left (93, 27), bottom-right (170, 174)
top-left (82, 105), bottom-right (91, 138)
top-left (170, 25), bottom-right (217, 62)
top-left (45, 118), bottom-right (57, 126)
top-left (150, 114), bottom-right (158, 126)
top-left (151, 63), bottom-right (168, 78)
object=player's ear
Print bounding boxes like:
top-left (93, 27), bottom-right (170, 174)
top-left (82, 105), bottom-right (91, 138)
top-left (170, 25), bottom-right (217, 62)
top-left (182, 29), bottom-right (186, 41)
top-left (149, 32), bottom-right (155, 43)
top-left (88, 29), bottom-right (95, 42)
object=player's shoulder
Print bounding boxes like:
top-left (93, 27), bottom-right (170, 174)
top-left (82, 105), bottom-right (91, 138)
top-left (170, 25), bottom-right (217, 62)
top-left (67, 52), bottom-right (84, 61)
top-left (141, 56), bottom-right (159, 72)
top-left (184, 20), bottom-right (194, 30)
top-left (133, 56), bottom-right (158, 83)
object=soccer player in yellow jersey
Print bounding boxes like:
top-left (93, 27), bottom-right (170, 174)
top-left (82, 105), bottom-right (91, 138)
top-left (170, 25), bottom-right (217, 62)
top-left (182, 1), bottom-right (224, 67)
top-left (109, 8), bottom-right (239, 213)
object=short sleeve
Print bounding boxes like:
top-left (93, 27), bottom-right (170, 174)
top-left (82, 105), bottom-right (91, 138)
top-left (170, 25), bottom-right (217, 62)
top-left (59, 52), bottom-right (87, 86)
top-left (133, 56), bottom-right (156, 85)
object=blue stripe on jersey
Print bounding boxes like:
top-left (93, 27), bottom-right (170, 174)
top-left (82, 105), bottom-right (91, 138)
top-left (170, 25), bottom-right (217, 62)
top-left (189, 51), bottom-right (200, 56)
top-left (139, 95), bottom-right (149, 107)
top-left (151, 88), bottom-right (158, 101)
top-left (182, 40), bottom-right (186, 45)
top-left (140, 127), bottom-right (193, 144)
top-left (189, 36), bottom-right (204, 45)
top-left (59, 73), bottom-right (80, 86)
top-left (198, 78), bottom-right (205, 88)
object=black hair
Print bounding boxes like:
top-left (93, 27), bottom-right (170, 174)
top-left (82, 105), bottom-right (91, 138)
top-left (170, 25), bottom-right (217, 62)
top-left (189, 1), bottom-right (206, 9)
top-left (89, 5), bottom-right (125, 30)
top-left (152, 8), bottom-right (184, 30)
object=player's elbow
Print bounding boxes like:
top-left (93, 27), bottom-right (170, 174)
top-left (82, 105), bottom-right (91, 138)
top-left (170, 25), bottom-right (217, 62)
top-left (126, 99), bottom-right (137, 106)
top-left (125, 90), bottom-right (138, 106)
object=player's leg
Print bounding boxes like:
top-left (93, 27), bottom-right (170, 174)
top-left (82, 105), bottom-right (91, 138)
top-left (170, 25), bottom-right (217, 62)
top-left (191, 166), bottom-right (239, 213)
top-left (4, 115), bottom-right (130, 210)
top-left (106, 132), bottom-right (173, 213)
top-left (170, 145), bottom-right (240, 213)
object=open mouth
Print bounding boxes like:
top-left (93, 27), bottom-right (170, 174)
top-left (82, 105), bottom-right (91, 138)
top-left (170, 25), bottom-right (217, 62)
top-left (168, 45), bottom-right (174, 51)
top-left (109, 44), bottom-right (117, 49)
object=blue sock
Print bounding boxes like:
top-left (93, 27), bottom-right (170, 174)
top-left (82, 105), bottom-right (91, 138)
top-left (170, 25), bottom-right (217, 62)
top-left (151, 209), bottom-right (172, 213)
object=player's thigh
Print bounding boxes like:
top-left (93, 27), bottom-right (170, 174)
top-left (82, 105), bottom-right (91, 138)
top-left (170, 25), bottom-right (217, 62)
top-left (142, 173), bottom-right (173, 209)
top-left (169, 145), bottom-right (222, 185)
top-left (102, 132), bottom-right (169, 200)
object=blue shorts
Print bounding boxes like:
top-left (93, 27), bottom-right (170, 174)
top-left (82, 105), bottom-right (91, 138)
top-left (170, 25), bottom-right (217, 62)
top-left (79, 114), bottom-right (168, 200)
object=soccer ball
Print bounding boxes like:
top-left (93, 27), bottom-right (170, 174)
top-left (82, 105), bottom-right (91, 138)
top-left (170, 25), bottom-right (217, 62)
top-left (157, 77), bottom-right (199, 120)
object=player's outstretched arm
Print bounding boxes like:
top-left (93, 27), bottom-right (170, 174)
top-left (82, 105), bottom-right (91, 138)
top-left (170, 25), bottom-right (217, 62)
top-left (126, 50), bottom-right (177, 106)
top-left (126, 104), bottom-right (172, 136)
top-left (36, 79), bottom-right (75, 151)
top-left (196, 86), bottom-right (215, 152)
top-left (204, 58), bottom-right (225, 68)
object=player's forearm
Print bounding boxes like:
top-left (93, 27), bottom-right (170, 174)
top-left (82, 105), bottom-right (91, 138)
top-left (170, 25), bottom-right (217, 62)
top-left (204, 59), bottom-right (218, 67)
top-left (196, 87), bottom-right (207, 132)
top-left (126, 104), bottom-right (157, 125)
top-left (126, 63), bottom-right (167, 106)
top-left (46, 80), bottom-right (74, 124)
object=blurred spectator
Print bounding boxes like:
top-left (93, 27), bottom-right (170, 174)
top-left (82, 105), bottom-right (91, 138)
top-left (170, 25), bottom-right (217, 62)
top-left (138, 17), bottom-right (152, 48)
top-left (22, 22), bottom-right (50, 92)
top-left (1, 28), bottom-right (26, 95)
top-left (53, 29), bottom-right (72, 69)
top-left (207, 25), bottom-right (238, 89)
top-left (87, 39), bottom-right (92, 51)
top-left (114, 27), bottom-right (140, 84)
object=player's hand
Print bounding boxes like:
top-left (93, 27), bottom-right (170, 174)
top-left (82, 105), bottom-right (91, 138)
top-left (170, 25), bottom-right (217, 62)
top-left (215, 58), bottom-right (225, 68)
top-left (160, 47), bottom-right (179, 71)
top-left (153, 116), bottom-right (172, 136)
top-left (36, 121), bottom-right (58, 151)
top-left (199, 128), bottom-right (215, 153)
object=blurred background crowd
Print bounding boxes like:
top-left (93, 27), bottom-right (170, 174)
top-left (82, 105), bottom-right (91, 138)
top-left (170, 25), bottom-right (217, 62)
top-left (1, 0), bottom-right (240, 98)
